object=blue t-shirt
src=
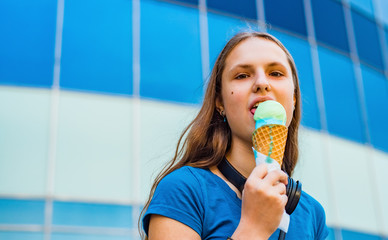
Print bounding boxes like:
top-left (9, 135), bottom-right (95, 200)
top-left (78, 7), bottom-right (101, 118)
top-left (143, 166), bottom-right (329, 240)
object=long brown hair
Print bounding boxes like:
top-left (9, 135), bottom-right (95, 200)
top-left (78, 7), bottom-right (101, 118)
top-left (138, 31), bottom-right (301, 239)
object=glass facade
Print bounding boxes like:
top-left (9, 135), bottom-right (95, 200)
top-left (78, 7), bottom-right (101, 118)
top-left (311, 0), bottom-right (350, 53)
top-left (264, 0), bottom-right (307, 36)
top-left (351, 9), bottom-right (384, 71)
top-left (207, 0), bottom-right (257, 20)
top-left (318, 46), bottom-right (365, 143)
top-left (1, 0), bottom-right (388, 239)
top-left (60, 0), bottom-right (133, 95)
top-left (0, 0), bottom-right (57, 87)
top-left (140, 0), bottom-right (203, 104)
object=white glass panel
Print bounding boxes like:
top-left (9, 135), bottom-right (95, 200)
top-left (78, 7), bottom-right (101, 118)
top-left (0, 86), bottom-right (50, 196)
top-left (371, 148), bottom-right (388, 235)
top-left (55, 91), bottom-right (132, 202)
top-left (293, 127), bottom-right (334, 225)
top-left (327, 135), bottom-right (379, 234)
top-left (139, 99), bottom-right (198, 202)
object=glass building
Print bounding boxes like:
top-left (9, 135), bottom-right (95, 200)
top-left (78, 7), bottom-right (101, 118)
top-left (1, 0), bottom-right (388, 239)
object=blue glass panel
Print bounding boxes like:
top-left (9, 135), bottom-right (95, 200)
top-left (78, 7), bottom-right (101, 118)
top-left (264, 0), bottom-right (307, 36)
top-left (352, 10), bottom-right (384, 71)
top-left (386, 28), bottom-right (388, 69)
top-left (327, 227), bottom-right (336, 240)
top-left (51, 233), bottom-right (134, 240)
top-left (342, 229), bottom-right (381, 240)
top-left (318, 46), bottom-right (364, 143)
top-left (349, 0), bottom-right (374, 17)
top-left (361, 64), bottom-right (388, 152)
top-left (207, 12), bottom-right (253, 67)
top-left (60, 0), bottom-right (132, 95)
top-left (0, 199), bottom-right (45, 224)
top-left (52, 201), bottom-right (132, 228)
top-left (162, 0), bottom-right (198, 6)
top-left (0, 232), bottom-right (44, 240)
top-left (269, 30), bottom-right (320, 130)
top-left (140, 0), bottom-right (203, 104)
top-left (207, 0), bottom-right (257, 20)
top-left (0, 0), bottom-right (56, 87)
top-left (311, 0), bottom-right (350, 53)
top-left (376, 0), bottom-right (388, 25)
top-left (386, 28), bottom-right (388, 52)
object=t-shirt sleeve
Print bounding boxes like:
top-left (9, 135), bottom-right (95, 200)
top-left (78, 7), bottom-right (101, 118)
top-left (142, 167), bottom-right (204, 237)
top-left (313, 199), bottom-right (329, 240)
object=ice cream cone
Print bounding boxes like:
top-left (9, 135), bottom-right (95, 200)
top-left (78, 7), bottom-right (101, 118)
top-left (252, 124), bottom-right (288, 166)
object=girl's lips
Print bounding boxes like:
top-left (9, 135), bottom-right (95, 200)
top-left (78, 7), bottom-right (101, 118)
top-left (249, 96), bottom-right (274, 113)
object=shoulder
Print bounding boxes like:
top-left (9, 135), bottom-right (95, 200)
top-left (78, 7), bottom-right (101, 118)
top-left (300, 191), bottom-right (326, 219)
top-left (143, 166), bottom-right (210, 236)
top-left (299, 191), bottom-right (329, 240)
top-left (152, 166), bottom-right (206, 205)
top-left (156, 166), bottom-right (208, 193)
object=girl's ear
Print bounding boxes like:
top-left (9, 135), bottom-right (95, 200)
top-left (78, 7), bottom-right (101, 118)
top-left (216, 97), bottom-right (224, 113)
top-left (293, 95), bottom-right (296, 109)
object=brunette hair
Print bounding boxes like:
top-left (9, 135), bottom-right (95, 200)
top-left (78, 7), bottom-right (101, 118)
top-left (138, 31), bottom-right (301, 239)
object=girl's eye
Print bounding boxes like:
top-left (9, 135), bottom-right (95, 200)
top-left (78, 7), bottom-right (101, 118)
top-left (235, 73), bottom-right (249, 79)
top-left (270, 71), bottom-right (284, 77)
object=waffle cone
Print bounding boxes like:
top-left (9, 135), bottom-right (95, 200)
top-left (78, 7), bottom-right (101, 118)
top-left (252, 124), bottom-right (288, 166)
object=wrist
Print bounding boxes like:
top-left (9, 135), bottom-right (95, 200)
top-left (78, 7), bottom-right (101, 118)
top-left (231, 220), bottom-right (270, 240)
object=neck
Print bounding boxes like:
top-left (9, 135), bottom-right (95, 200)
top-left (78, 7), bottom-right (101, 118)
top-left (225, 136), bottom-right (256, 178)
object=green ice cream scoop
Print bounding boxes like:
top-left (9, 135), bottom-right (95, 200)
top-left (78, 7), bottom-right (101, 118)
top-left (253, 100), bottom-right (287, 128)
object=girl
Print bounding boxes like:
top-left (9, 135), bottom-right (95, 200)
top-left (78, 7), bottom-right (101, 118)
top-left (140, 32), bottom-right (329, 240)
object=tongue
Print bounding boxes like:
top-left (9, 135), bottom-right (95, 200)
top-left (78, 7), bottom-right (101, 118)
top-left (250, 108), bottom-right (256, 115)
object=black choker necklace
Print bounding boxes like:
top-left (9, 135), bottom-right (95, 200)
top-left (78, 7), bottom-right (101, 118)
top-left (218, 157), bottom-right (247, 192)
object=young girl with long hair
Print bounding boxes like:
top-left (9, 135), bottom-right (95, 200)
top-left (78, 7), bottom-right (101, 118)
top-left (139, 31), bottom-right (329, 240)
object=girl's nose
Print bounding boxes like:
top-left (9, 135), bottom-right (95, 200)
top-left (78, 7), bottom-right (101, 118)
top-left (252, 71), bottom-right (271, 93)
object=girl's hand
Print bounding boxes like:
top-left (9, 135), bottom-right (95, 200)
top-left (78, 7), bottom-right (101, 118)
top-left (232, 163), bottom-right (288, 240)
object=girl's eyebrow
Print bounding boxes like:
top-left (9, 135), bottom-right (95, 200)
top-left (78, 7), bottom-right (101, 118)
top-left (267, 61), bottom-right (288, 68)
top-left (227, 64), bottom-right (254, 72)
top-left (228, 61), bottom-right (288, 72)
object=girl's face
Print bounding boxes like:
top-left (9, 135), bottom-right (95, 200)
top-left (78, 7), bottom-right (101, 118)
top-left (218, 37), bottom-right (295, 145)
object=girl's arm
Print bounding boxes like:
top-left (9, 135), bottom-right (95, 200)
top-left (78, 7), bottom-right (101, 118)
top-left (148, 214), bottom-right (201, 240)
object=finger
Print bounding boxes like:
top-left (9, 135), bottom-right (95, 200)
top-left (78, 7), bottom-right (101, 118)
top-left (249, 163), bottom-right (269, 180)
top-left (274, 182), bottom-right (287, 195)
top-left (280, 194), bottom-right (288, 206)
top-left (264, 169), bottom-right (288, 185)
